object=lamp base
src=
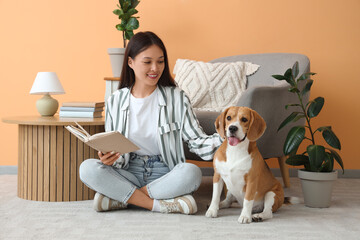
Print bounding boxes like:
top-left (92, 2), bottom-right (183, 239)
top-left (36, 94), bottom-right (59, 116)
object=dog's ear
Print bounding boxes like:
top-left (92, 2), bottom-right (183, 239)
top-left (247, 109), bottom-right (267, 142)
top-left (215, 107), bottom-right (230, 138)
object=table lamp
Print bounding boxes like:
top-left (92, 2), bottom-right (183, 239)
top-left (30, 72), bottom-right (65, 116)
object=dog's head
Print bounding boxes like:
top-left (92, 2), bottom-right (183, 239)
top-left (215, 106), bottom-right (266, 146)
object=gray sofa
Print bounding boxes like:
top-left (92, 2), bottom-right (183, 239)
top-left (184, 53), bottom-right (311, 187)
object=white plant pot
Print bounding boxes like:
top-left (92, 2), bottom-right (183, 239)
top-left (108, 48), bottom-right (126, 77)
top-left (106, 48), bottom-right (125, 101)
top-left (298, 169), bottom-right (337, 208)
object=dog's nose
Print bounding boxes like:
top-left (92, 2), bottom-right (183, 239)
top-left (229, 125), bottom-right (238, 133)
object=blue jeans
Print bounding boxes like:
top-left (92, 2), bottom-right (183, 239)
top-left (79, 153), bottom-right (202, 204)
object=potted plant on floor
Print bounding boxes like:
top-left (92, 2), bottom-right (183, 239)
top-left (106, 0), bottom-right (140, 100)
top-left (272, 62), bottom-right (344, 208)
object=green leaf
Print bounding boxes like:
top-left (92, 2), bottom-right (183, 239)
top-left (315, 126), bottom-right (331, 134)
top-left (272, 75), bottom-right (286, 80)
top-left (121, 19), bottom-right (128, 27)
top-left (115, 23), bottom-right (126, 31)
top-left (317, 126), bottom-right (331, 132)
top-left (301, 80), bottom-right (313, 96)
top-left (286, 154), bottom-right (309, 166)
top-left (327, 148), bottom-right (344, 173)
top-left (122, 13), bottom-right (131, 21)
top-left (113, 9), bottom-right (124, 16)
top-left (284, 68), bottom-right (292, 80)
top-left (322, 129), bottom-right (341, 150)
top-left (307, 97), bottom-right (324, 118)
top-left (292, 61), bottom-right (299, 79)
top-left (123, 1), bottom-right (130, 12)
top-left (298, 72), bottom-right (316, 81)
top-left (288, 148), bottom-right (298, 157)
top-left (285, 104), bottom-right (301, 109)
top-left (319, 152), bottom-right (334, 172)
top-left (119, 0), bottom-right (125, 9)
top-left (284, 69), bottom-right (295, 86)
top-left (278, 112), bottom-right (304, 132)
top-left (126, 17), bottom-right (139, 30)
top-left (293, 114), bottom-right (305, 123)
top-left (131, 0), bottom-right (140, 8)
top-left (307, 145), bottom-right (326, 171)
top-left (127, 8), bottom-right (138, 16)
top-left (283, 126), bottom-right (305, 155)
top-left (124, 30), bottom-right (134, 40)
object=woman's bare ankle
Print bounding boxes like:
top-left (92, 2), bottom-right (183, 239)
top-left (139, 186), bottom-right (150, 197)
top-left (127, 189), bottom-right (153, 210)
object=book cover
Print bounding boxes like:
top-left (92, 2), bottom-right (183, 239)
top-left (65, 122), bottom-right (139, 154)
top-left (62, 102), bottom-right (105, 108)
top-left (59, 111), bottom-right (103, 118)
top-left (60, 106), bottom-right (103, 112)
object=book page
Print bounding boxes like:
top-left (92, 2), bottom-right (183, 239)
top-left (88, 131), bottom-right (117, 140)
top-left (65, 126), bottom-right (88, 141)
top-left (74, 122), bottom-right (91, 138)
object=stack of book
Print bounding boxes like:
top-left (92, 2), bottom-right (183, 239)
top-left (59, 102), bottom-right (105, 118)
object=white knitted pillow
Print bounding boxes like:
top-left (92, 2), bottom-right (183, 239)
top-left (173, 59), bottom-right (260, 111)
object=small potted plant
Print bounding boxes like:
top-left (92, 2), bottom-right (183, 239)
top-left (106, 0), bottom-right (140, 101)
top-left (113, 0), bottom-right (140, 48)
top-left (272, 62), bottom-right (344, 208)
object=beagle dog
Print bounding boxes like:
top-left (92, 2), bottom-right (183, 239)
top-left (205, 106), bottom-right (285, 223)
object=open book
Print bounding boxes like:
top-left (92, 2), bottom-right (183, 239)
top-left (65, 122), bottom-right (139, 154)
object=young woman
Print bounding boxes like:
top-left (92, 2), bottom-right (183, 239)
top-left (79, 31), bottom-right (222, 215)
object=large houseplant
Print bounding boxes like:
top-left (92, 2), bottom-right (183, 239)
top-left (106, 0), bottom-right (140, 101)
top-left (272, 62), bottom-right (344, 208)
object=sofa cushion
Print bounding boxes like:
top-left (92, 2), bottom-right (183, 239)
top-left (173, 59), bottom-right (259, 111)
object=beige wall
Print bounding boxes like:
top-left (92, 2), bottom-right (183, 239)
top-left (1, 0), bottom-right (359, 169)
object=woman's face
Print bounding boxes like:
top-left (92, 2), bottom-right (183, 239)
top-left (128, 44), bottom-right (165, 89)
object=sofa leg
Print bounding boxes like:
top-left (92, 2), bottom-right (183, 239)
top-left (277, 156), bottom-right (290, 188)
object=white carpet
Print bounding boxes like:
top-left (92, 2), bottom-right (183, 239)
top-left (1, 175), bottom-right (359, 240)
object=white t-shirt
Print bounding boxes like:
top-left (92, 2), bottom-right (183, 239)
top-left (128, 88), bottom-right (160, 156)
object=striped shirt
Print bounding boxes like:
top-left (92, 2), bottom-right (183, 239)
top-left (105, 85), bottom-right (223, 169)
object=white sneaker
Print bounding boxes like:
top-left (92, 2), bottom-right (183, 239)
top-left (93, 192), bottom-right (127, 212)
top-left (159, 195), bottom-right (197, 215)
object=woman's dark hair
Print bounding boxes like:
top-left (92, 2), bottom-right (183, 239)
top-left (118, 31), bottom-right (176, 89)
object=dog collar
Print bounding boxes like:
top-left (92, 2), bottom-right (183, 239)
top-left (240, 133), bottom-right (247, 142)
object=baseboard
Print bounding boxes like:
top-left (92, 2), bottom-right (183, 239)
top-left (0, 166), bottom-right (18, 175)
top-left (201, 167), bottom-right (359, 179)
top-left (1, 166), bottom-right (358, 178)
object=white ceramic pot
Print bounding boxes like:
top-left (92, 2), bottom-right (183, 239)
top-left (108, 48), bottom-right (126, 77)
top-left (106, 48), bottom-right (125, 101)
top-left (298, 169), bottom-right (337, 208)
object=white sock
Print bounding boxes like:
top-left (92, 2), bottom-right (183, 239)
top-left (152, 199), bottom-right (161, 212)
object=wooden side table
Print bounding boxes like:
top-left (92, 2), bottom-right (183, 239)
top-left (2, 116), bottom-right (105, 202)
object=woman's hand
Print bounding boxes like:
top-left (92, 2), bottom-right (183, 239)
top-left (98, 151), bottom-right (120, 166)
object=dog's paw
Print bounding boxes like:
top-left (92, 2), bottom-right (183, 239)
top-left (238, 214), bottom-right (252, 224)
top-left (219, 200), bottom-right (232, 209)
top-left (252, 211), bottom-right (272, 221)
top-left (251, 213), bottom-right (263, 222)
top-left (205, 207), bottom-right (218, 218)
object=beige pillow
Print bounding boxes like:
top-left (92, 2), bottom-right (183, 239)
top-left (173, 59), bottom-right (260, 111)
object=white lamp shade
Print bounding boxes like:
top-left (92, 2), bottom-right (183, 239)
top-left (30, 72), bottom-right (65, 95)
